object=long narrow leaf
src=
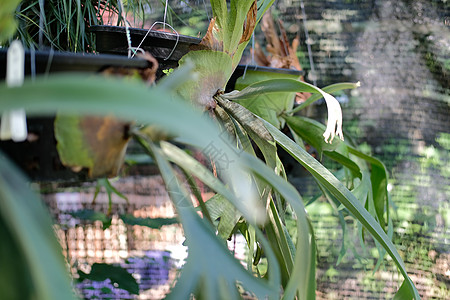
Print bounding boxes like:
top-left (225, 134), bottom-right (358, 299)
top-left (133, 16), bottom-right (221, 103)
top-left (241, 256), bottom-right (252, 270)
top-left (289, 82), bottom-right (360, 114)
top-left (237, 153), bottom-right (316, 300)
top-left (263, 119), bottom-right (420, 299)
top-left (223, 78), bottom-right (320, 100)
top-left (148, 141), bottom-right (280, 300)
top-left (0, 152), bottom-right (77, 300)
top-left (286, 115), bottom-right (390, 230)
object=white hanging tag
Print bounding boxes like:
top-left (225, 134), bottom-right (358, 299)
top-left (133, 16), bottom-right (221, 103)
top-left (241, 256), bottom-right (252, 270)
top-left (1, 40), bottom-right (27, 142)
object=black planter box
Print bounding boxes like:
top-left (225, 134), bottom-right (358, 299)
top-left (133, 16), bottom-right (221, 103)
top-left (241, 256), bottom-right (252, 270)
top-left (0, 49), bottom-right (152, 79)
top-left (89, 25), bottom-right (305, 90)
top-left (90, 25), bottom-right (201, 74)
top-left (226, 65), bottom-right (304, 91)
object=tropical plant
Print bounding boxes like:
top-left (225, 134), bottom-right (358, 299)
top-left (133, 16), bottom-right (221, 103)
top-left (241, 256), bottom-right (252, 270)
top-left (0, 0), bottom-right (420, 299)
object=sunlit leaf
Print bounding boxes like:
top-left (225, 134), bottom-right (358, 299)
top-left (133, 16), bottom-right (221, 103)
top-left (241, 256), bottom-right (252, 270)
top-left (224, 0), bottom-right (256, 55)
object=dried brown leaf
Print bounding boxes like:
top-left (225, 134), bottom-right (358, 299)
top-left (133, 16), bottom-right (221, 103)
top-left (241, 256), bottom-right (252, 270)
top-left (239, 0), bottom-right (258, 44)
top-left (192, 18), bottom-right (223, 51)
top-left (261, 12), bottom-right (282, 57)
top-left (136, 52), bottom-right (158, 84)
top-left (253, 43), bottom-right (271, 66)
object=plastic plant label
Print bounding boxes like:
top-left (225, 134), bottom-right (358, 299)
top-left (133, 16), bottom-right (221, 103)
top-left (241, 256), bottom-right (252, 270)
top-left (1, 40), bottom-right (27, 142)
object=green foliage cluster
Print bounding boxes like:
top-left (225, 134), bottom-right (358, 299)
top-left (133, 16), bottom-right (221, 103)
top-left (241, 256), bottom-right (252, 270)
top-left (0, 1), bottom-right (421, 299)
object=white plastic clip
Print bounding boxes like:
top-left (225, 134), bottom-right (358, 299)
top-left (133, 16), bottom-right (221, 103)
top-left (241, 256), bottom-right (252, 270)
top-left (1, 40), bottom-right (27, 142)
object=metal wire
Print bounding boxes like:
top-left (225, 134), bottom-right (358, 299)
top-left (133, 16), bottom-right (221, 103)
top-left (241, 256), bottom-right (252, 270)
top-left (300, 0), bottom-right (317, 86)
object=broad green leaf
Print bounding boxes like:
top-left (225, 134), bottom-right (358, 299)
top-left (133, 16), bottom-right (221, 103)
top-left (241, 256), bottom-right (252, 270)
top-left (188, 0), bottom-right (274, 74)
top-left (208, 0), bottom-right (268, 63)
top-left (177, 50), bottom-right (233, 108)
top-left (210, 0), bottom-right (228, 30)
top-left (235, 67), bottom-right (300, 93)
top-left (78, 263), bottom-right (139, 295)
top-left (235, 71), bottom-right (301, 128)
top-left (149, 142), bottom-right (280, 300)
top-left (393, 279), bottom-right (415, 300)
top-left (262, 119), bottom-right (420, 299)
top-left (225, 1), bottom-right (255, 54)
top-left (0, 152), bottom-right (77, 300)
top-left (235, 70), bottom-right (302, 91)
top-left (289, 82), bottom-right (360, 114)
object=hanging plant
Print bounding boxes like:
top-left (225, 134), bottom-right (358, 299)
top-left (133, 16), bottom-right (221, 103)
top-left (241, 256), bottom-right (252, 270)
top-left (0, 1), bottom-right (421, 299)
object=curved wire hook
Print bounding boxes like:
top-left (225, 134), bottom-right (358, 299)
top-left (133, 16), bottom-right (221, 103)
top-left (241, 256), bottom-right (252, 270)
top-left (130, 21), bottom-right (180, 61)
